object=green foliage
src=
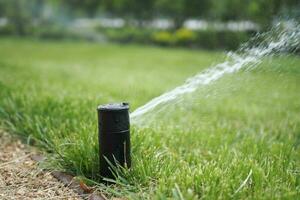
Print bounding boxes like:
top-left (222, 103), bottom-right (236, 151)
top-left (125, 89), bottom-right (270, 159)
top-left (103, 27), bottom-right (153, 43)
top-left (152, 31), bottom-right (174, 46)
top-left (0, 0), bottom-right (43, 35)
top-left (33, 25), bottom-right (80, 40)
top-left (100, 0), bottom-right (299, 27)
top-left (0, 38), bottom-right (300, 199)
top-left (151, 28), bottom-right (197, 47)
top-left (62, 0), bottom-right (102, 17)
top-left (109, 28), bottom-right (253, 50)
top-left (174, 28), bottom-right (196, 46)
top-left (1, 0), bottom-right (299, 33)
top-left (195, 30), bottom-right (253, 50)
top-left (195, 30), bottom-right (218, 49)
top-left (220, 31), bottom-right (251, 50)
top-left (154, 0), bottom-right (212, 28)
top-left (0, 24), bottom-right (15, 35)
top-left (103, 0), bottom-right (155, 20)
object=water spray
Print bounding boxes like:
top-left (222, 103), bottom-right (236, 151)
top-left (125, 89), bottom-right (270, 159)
top-left (130, 21), bottom-right (300, 125)
top-left (97, 103), bottom-right (131, 179)
top-left (96, 21), bottom-right (300, 179)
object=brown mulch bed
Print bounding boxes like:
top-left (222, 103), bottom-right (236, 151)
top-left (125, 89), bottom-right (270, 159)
top-left (0, 131), bottom-right (84, 200)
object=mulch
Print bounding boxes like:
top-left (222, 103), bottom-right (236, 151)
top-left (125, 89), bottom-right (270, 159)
top-left (0, 131), bottom-right (107, 200)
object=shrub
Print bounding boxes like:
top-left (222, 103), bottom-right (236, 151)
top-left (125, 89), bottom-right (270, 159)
top-left (174, 28), bottom-right (196, 46)
top-left (151, 31), bottom-right (175, 46)
top-left (104, 27), bottom-right (153, 44)
top-left (219, 31), bottom-right (250, 50)
top-left (101, 26), bottom-right (254, 50)
top-left (0, 24), bottom-right (15, 35)
top-left (195, 30), bottom-right (253, 50)
top-left (31, 25), bottom-right (80, 40)
top-left (195, 30), bottom-right (219, 49)
top-left (0, 23), bottom-right (35, 36)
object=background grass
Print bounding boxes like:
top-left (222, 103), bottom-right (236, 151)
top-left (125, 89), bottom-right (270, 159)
top-left (0, 38), bottom-right (299, 199)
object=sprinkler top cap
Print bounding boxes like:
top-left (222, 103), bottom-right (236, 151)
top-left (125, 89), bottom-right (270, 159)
top-left (97, 102), bottom-right (129, 112)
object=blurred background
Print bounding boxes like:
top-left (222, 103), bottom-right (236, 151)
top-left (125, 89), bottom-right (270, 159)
top-left (0, 0), bottom-right (299, 50)
top-left (0, 2), bottom-right (300, 199)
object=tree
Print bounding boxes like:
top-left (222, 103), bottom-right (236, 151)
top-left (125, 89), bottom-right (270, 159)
top-left (246, 0), bottom-right (300, 27)
top-left (0, 0), bottom-right (37, 35)
top-left (183, 0), bottom-right (211, 19)
top-left (154, 0), bottom-right (185, 28)
top-left (103, 0), bottom-right (155, 22)
top-left (154, 0), bottom-right (211, 28)
top-left (63, 0), bottom-right (102, 17)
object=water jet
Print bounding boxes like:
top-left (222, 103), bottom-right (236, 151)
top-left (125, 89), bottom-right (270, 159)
top-left (130, 21), bottom-right (300, 125)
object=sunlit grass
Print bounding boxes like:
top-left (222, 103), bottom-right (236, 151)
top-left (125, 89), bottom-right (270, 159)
top-left (0, 38), bottom-right (299, 199)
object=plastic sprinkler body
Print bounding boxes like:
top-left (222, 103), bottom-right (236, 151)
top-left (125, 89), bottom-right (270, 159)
top-left (97, 103), bottom-right (131, 179)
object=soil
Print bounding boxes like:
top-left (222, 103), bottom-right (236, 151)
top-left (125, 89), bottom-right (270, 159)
top-left (0, 131), bottom-right (83, 200)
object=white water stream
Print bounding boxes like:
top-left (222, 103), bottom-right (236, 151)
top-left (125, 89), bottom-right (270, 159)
top-left (130, 22), bottom-right (300, 124)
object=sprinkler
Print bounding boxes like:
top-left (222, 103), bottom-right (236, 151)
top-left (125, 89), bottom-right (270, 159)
top-left (97, 102), bottom-right (131, 179)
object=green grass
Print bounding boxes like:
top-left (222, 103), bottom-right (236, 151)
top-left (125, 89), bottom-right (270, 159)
top-left (0, 38), bottom-right (299, 199)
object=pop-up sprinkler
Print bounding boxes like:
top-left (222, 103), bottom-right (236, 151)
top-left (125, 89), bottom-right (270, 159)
top-left (97, 102), bottom-right (131, 179)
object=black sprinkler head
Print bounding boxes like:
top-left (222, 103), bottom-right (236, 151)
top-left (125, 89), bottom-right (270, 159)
top-left (97, 102), bottom-right (131, 179)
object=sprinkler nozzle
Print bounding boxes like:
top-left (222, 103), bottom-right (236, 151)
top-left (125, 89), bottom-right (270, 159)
top-left (97, 103), bottom-right (131, 179)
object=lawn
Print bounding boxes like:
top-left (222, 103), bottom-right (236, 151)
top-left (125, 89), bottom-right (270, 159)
top-left (0, 38), bottom-right (299, 199)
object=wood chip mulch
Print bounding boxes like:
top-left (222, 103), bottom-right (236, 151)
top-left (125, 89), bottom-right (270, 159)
top-left (0, 130), bottom-right (100, 200)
